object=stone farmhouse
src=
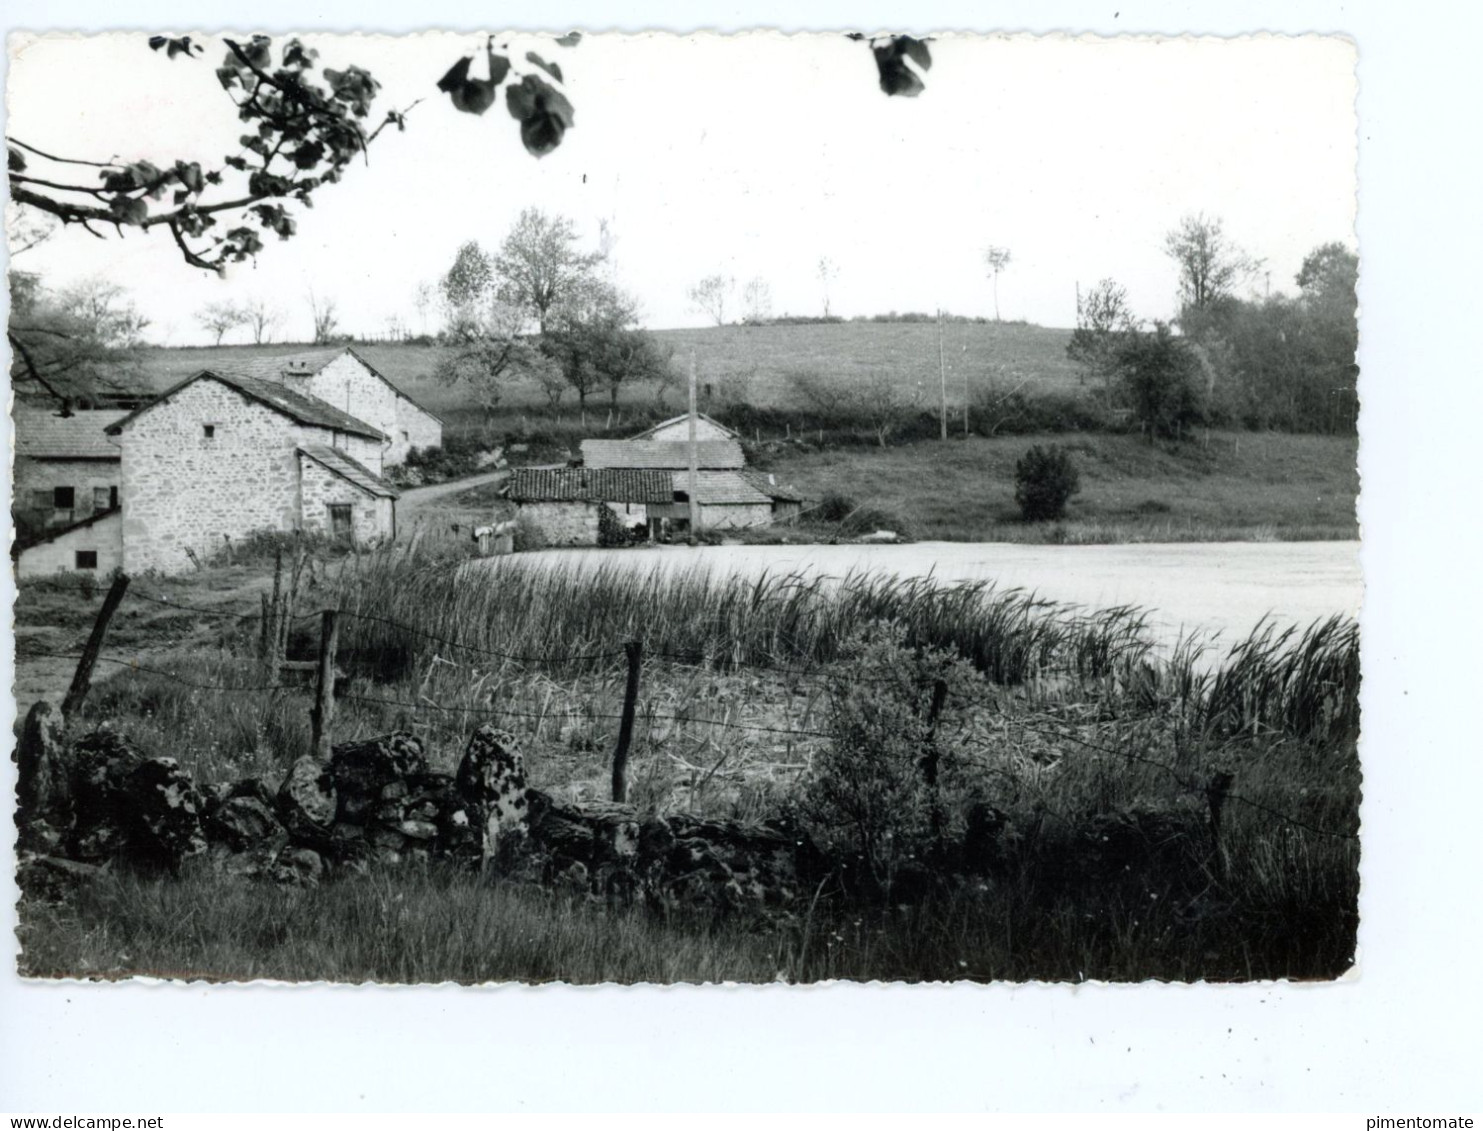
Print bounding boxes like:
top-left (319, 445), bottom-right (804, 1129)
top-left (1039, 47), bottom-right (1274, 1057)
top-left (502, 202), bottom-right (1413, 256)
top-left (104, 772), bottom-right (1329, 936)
top-left (12, 407), bottom-right (126, 533)
top-left (221, 347), bottom-right (442, 466)
top-left (14, 348), bottom-right (441, 578)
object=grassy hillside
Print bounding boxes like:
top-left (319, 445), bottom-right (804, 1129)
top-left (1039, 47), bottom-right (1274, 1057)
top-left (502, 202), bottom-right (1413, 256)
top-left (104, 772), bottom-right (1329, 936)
top-left (132, 320), bottom-right (1081, 421)
top-left (761, 431), bottom-right (1359, 542)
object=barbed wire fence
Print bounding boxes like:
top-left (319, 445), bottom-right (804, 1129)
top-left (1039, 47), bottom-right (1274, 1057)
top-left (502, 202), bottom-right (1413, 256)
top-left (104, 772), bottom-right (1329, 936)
top-left (28, 573), bottom-right (1359, 855)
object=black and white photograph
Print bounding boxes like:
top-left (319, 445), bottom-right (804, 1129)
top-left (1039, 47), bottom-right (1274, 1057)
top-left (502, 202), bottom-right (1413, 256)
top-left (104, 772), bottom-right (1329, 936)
top-left (4, 27), bottom-right (1368, 988)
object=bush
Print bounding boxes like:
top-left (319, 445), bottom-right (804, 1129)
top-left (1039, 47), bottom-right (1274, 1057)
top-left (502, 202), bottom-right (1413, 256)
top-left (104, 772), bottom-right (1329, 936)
top-left (814, 492), bottom-right (858, 523)
top-left (1014, 445), bottom-right (1081, 522)
top-left (511, 514), bottom-right (548, 553)
top-left (801, 626), bottom-right (976, 898)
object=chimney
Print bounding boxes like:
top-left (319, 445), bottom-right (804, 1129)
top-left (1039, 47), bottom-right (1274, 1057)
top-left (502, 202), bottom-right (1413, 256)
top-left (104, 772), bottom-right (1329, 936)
top-left (280, 359), bottom-right (314, 396)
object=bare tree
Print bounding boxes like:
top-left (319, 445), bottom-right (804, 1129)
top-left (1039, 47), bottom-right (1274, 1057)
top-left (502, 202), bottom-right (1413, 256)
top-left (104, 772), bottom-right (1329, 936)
top-left (240, 296), bottom-right (282, 344)
top-left (794, 368), bottom-right (920, 448)
top-left (1067, 278), bottom-right (1139, 397)
top-left (432, 299), bottom-right (537, 417)
top-left (742, 277), bottom-right (773, 324)
top-left (816, 256), bottom-right (839, 318)
top-left (1163, 212), bottom-right (1260, 312)
top-left (983, 245), bottom-right (1012, 321)
top-left (307, 289), bottom-right (339, 344)
top-left (687, 273), bottom-right (733, 326)
top-left (196, 300), bottom-right (247, 345)
top-left (493, 208), bottom-right (604, 334)
top-left (413, 280), bottom-right (436, 336)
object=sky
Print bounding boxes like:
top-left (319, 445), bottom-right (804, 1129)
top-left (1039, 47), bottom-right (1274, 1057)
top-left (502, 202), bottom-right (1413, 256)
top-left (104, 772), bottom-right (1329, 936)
top-left (6, 31), bottom-right (1356, 343)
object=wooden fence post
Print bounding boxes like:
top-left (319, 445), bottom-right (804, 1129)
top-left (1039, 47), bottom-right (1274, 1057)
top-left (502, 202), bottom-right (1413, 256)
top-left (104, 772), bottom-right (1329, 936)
top-left (611, 639), bottom-right (643, 803)
top-left (1206, 770), bottom-right (1234, 882)
top-left (61, 573), bottom-right (130, 721)
top-left (310, 610), bottom-right (340, 762)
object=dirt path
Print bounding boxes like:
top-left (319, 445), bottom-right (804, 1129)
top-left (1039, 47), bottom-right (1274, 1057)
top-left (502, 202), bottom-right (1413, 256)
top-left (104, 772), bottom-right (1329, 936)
top-left (395, 469), bottom-right (508, 531)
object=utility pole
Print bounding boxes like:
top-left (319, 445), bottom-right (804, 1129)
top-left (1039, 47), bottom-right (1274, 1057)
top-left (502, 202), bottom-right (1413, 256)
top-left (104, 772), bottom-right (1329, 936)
top-left (688, 350), bottom-right (702, 539)
top-left (937, 308), bottom-right (948, 441)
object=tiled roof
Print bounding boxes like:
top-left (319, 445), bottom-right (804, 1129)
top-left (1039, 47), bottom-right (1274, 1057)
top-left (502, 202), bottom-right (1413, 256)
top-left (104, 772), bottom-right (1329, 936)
top-left (13, 408), bottom-right (127, 459)
top-left (739, 469), bottom-right (806, 503)
top-left (106, 371), bottom-right (386, 442)
top-left (509, 467), bottom-right (672, 504)
top-left (218, 347), bottom-right (344, 382)
top-left (218, 347), bottom-right (444, 424)
top-left (676, 470), bottom-right (773, 506)
top-left (580, 438), bottom-right (746, 470)
top-left (298, 445), bottom-right (399, 498)
top-left (629, 412), bottom-right (739, 441)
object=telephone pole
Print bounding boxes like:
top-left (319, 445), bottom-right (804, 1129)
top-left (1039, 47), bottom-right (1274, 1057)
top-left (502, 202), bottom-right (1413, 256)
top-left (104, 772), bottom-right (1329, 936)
top-left (937, 308), bottom-right (948, 441)
top-left (688, 350), bottom-right (702, 539)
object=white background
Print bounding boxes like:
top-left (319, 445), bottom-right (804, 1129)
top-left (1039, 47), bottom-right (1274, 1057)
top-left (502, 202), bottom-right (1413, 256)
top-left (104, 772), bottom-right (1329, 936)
top-left (3, 0), bottom-right (1481, 1115)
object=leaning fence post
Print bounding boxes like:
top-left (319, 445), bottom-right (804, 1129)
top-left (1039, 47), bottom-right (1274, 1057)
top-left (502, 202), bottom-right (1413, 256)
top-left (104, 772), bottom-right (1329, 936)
top-left (611, 639), bottom-right (643, 803)
top-left (1206, 770), bottom-right (1234, 882)
top-left (310, 610), bottom-right (340, 762)
top-left (61, 573), bottom-right (130, 722)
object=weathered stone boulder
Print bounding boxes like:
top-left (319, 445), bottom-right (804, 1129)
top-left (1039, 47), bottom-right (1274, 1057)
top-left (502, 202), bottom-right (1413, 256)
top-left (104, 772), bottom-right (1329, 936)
top-left (68, 729), bottom-right (145, 861)
top-left (15, 701), bottom-right (71, 848)
top-left (267, 845), bottom-right (325, 886)
top-left (276, 755), bottom-right (337, 846)
top-left (204, 783), bottom-right (288, 854)
top-left (329, 733), bottom-right (427, 825)
top-left (122, 757), bottom-right (207, 871)
top-left (454, 725), bottom-right (530, 865)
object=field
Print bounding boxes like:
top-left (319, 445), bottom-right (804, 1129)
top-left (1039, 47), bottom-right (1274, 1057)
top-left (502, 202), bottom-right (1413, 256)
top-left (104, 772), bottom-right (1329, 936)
top-left (133, 319), bottom-right (1082, 425)
top-left (759, 431), bottom-right (1359, 543)
top-left (15, 549), bottom-right (1361, 984)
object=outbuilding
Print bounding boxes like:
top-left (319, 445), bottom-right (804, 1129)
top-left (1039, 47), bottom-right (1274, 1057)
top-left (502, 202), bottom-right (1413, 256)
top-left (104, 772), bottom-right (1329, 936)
top-left (507, 467), bottom-right (672, 545)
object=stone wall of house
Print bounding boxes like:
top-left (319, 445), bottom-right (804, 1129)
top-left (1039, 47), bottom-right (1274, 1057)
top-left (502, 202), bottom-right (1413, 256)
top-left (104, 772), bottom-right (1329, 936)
top-left (298, 454), bottom-right (395, 545)
top-left (281, 352), bottom-right (438, 467)
top-left (519, 501), bottom-right (600, 546)
top-left (393, 395), bottom-right (443, 466)
top-left (119, 378), bottom-right (306, 575)
top-left (604, 501), bottom-right (650, 529)
top-left (16, 511), bottom-right (123, 579)
top-left (300, 426), bottom-right (386, 477)
top-left (698, 502), bottom-right (773, 530)
top-left (13, 458), bottom-right (121, 529)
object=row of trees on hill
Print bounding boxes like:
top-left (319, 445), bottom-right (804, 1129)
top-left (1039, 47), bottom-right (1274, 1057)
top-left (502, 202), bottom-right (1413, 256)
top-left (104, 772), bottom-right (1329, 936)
top-left (1068, 214), bottom-right (1358, 437)
top-left (432, 208), bottom-right (674, 418)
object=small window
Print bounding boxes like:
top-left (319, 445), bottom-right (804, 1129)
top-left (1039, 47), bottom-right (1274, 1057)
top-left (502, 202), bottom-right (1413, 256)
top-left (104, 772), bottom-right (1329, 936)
top-left (401, 430), bottom-right (410, 442)
top-left (93, 487), bottom-right (111, 513)
top-left (328, 504), bottom-right (354, 540)
top-left (203, 424), bottom-right (216, 439)
top-left (75, 550), bottom-right (98, 570)
top-left (53, 486), bottom-right (75, 509)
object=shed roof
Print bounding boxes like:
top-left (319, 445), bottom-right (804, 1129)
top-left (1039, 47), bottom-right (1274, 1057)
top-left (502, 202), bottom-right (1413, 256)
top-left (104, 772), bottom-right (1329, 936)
top-left (676, 470), bottom-right (774, 506)
top-left (12, 506), bottom-right (121, 557)
top-left (13, 408), bottom-right (127, 460)
top-left (509, 467), bottom-right (673, 504)
top-left (580, 438), bottom-right (746, 471)
top-left (628, 412), bottom-right (739, 441)
top-left (298, 445), bottom-right (399, 498)
top-left (739, 469), bottom-right (806, 503)
top-left (105, 370), bottom-right (386, 442)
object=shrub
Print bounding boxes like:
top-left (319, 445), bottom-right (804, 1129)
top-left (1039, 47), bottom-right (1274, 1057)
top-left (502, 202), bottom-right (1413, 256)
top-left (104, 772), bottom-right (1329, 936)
top-left (800, 626), bottom-right (976, 898)
top-left (1014, 445), bottom-right (1081, 522)
top-left (511, 514), bottom-right (548, 553)
top-left (839, 505), bottom-right (915, 541)
top-left (814, 492), bottom-right (858, 523)
top-left (597, 504), bottom-right (629, 548)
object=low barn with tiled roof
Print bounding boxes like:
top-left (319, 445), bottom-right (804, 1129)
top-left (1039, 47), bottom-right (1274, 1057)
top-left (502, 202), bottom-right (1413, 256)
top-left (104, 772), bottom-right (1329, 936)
top-left (506, 467), bottom-right (672, 545)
